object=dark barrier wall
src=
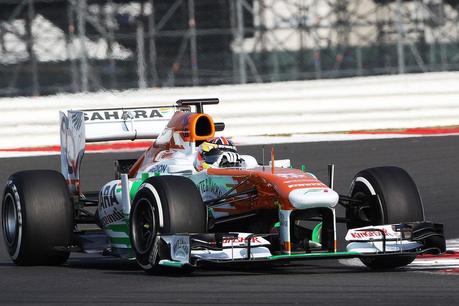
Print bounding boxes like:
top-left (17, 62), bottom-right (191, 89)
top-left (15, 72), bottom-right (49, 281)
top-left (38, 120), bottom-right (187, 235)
top-left (1, 0), bottom-right (459, 97)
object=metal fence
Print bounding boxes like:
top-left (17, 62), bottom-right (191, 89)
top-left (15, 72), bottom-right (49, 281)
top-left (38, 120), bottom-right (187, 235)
top-left (1, 0), bottom-right (459, 97)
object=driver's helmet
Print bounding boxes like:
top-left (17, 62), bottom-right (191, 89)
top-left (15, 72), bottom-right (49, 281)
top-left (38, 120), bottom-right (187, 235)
top-left (199, 136), bottom-right (240, 168)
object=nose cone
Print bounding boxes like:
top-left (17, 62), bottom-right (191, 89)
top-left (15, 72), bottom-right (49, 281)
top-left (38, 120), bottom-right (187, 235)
top-left (288, 188), bottom-right (339, 209)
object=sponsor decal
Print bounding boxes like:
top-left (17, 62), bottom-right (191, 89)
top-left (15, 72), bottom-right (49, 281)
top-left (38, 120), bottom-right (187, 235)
top-left (196, 177), bottom-right (226, 198)
top-left (98, 182), bottom-right (124, 227)
top-left (100, 207), bottom-right (124, 228)
top-left (276, 173), bottom-right (312, 179)
top-left (84, 109), bottom-right (164, 121)
top-left (100, 184), bottom-right (119, 210)
top-left (286, 183), bottom-right (325, 188)
top-left (349, 228), bottom-right (394, 239)
top-left (149, 164), bottom-right (168, 173)
top-left (222, 236), bottom-right (263, 246)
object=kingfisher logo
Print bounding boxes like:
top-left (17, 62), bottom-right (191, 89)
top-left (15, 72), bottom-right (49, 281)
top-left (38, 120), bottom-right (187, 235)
top-left (84, 109), bottom-right (165, 121)
top-left (350, 228), bottom-right (394, 239)
top-left (222, 236), bottom-right (262, 245)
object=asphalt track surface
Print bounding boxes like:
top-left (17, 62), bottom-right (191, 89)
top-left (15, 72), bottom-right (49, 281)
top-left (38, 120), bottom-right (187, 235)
top-left (1, 136), bottom-right (459, 305)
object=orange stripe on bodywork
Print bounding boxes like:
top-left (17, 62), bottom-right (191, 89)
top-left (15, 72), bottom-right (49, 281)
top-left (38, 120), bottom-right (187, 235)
top-left (283, 241), bottom-right (292, 253)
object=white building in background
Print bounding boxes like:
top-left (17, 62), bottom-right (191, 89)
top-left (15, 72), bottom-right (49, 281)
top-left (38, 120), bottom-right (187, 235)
top-left (235, 0), bottom-right (459, 53)
top-left (2, 0), bottom-right (458, 64)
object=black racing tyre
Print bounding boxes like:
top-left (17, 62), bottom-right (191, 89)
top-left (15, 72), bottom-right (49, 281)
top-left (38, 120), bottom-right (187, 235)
top-left (2, 170), bottom-right (74, 265)
top-left (129, 176), bottom-right (206, 273)
top-left (347, 166), bottom-right (424, 270)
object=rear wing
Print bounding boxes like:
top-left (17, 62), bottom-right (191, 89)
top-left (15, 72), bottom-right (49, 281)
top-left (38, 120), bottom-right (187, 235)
top-left (80, 105), bottom-right (189, 142)
top-left (89, 107), bottom-right (180, 142)
top-left (59, 98), bottom-right (222, 194)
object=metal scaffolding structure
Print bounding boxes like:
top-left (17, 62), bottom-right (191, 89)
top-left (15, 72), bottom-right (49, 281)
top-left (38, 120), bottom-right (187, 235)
top-left (1, 0), bottom-right (459, 97)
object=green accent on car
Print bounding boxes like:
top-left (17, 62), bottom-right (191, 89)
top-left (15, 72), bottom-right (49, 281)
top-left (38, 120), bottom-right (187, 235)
top-left (129, 172), bottom-right (153, 200)
top-left (269, 251), bottom-right (360, 260)
top-left (107, 223), bottom-right (129, 233)
top-left (159, 260), bottom-right (184, 268)
top-left (110, 237), bottom-right (131, 245)
top-left (312, 222), bottom-right (322, 243)
top-left (129, 179), bottom-right (143, 200)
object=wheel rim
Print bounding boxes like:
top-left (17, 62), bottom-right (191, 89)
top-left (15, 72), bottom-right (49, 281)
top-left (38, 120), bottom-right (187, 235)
top-left (3, 193), bottom-right (18, 246)
top-left (132, 198), bottom-right (156, 255)
top-left (352, 183), bottom-right (383, 226)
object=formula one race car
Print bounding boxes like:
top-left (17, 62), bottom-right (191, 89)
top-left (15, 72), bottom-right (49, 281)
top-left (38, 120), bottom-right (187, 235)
top-left (2, 98), bottom-right (446, 272)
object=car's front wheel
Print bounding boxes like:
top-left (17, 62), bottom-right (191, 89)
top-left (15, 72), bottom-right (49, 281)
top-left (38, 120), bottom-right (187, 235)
top-left (129, 176), bottom-right (206, 273)
top-left (347, 166), bottom-right (424, 269)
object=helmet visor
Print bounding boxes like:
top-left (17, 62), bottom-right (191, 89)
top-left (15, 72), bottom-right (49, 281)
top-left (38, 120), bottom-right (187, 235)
top-left (202, 148), bottom-right (223, 165)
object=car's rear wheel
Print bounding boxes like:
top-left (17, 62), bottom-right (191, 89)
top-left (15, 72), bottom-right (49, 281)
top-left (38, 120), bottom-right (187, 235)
top-left (2, 170), bottom-right (74, 265)
top-left (347, 166), bottom-right (424, 269)
top-left (129, 176), bottom-right (206, 273)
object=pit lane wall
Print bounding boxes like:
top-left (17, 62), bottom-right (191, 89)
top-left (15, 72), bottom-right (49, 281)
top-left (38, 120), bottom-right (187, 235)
top-left (1, 71), bottom-right (459, 149)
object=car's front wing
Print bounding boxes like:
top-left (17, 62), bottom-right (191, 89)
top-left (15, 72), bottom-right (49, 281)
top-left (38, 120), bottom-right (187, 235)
top-left (156, 221), bottom-right (445, 268)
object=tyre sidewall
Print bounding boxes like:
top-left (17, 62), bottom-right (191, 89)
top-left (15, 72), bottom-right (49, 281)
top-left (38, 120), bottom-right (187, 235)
top-left (2, 170), bottom-right (73, 265)
top-left (2, 181), bottom-right (24, 260)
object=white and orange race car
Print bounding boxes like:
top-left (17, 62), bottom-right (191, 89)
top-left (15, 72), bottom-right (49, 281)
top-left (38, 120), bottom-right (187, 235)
top-left (2, 98), bottom-right (446, 272)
